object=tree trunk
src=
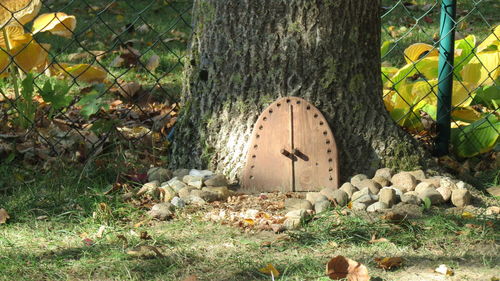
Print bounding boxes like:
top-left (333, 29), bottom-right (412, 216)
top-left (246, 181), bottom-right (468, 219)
top-left (170, 0), bottom-right (432, 181)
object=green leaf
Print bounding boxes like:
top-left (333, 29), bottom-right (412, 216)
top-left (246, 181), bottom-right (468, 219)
top-left (381, 40), bottom-right (395, 58)
top-left (39, 79), bottom-right (72, 113)
top-left (389, 57), bottom-right (439, 91)
top-left (451, 115), bottom-right (500, 158)
top-left (471, 85), bottom-right (500, 109)
top-left (76, 91), bottom-right (109, 119)
top-left (454, 35), bottom-right (476, 74)
top-left (21, 73), bottom-right (35, 100)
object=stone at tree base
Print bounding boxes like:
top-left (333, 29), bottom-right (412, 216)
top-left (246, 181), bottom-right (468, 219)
top-left (350, 174), bottom-right (368, 186)
top-left (436, 186), bottom-right (452, 202)
top-left (285, 198), bottom-right (313, 211)
top-left (372, 176), bottom-right (391, 188)
top-left (147, 167), bottom-right (172, 182)
top-left (379, 188), bottom-right (397, 207)
top-left (172, 169), bottom-right (190, 178)
top-left (374, 168), bottom-right (394, 180)
top-left (161, 178), bottom-right (187, 192)
top-left (367, 202), bottom-right (388, 212)
top-left (185, 195), bottom-right (207, 205)
top-left (420, 177), bottom-right (442, 188)
top-left (355, 179), bottom-right (382, 194)
top-left (137, 181), bottom-right (160, 197)
top-left (486, 186), bottom-right (500, 197)
top-left (178, 186), bottom-right (196, 199)
top-left (485, 206), bottom-right (500, 215)
top-left (456, 181), bottom-right (469, 190)
top-left (401, 192), bottom-right (421, 205)
top-left (182, 175), bottom-right (204, 188)
top-left (189, 169), bottom-right (214, 179)
top-left (352, 202), bottom-right (367, 211)
top-left (284, 209), bottom-right (307, 229)
top-left (159, 186), bottom-right (177, 203)
top-left (330, 190), bottom-right (349, 206)
top-left (170, 197), bottom-right (186, 208)
top-left (148, 203), bottom-right (174, 220)
top-left (408, 169), bottom-right (426, 181)
top-left (352, 188), bottom-right (377, 204)
top-left (314, 200), bottom-right (332, 213)
top-left (416, 187), bottom-right (444, 205)
top-left (202, 186), bottom-right (231, 201)
top-left (204, 174), bottom-right (229, 187)
top-left (391, 203), bottom-right (423, 219)
top-left (285, 209), bottom-right (307, 219)
top-left (391, 172), bottom-right (417, 193)
top-left (384, 186), bottom-right (403, 200)
top-left (339, 183), bottom-right (358, 198)
top-left (451, 189), bottom-right (471, 208)
top-left (306, 192), bottom-right (328, 205)
top-left (320, 187), bottom-right (338, 201)
top-left (440, 177), bottom-right (458, 190)
top-left (190, 190), bottom-right (219, 202)
top-left (415, 182), bottom-right (437, 194)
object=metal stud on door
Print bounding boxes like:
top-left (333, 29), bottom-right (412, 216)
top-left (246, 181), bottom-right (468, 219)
top-left (241, 97), bottom-right (339, 193)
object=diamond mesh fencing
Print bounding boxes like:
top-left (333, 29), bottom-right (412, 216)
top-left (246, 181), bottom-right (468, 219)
top-left (0, 0), bottom-right (193, 164)
top-left (0, 0), bottom-right (498, 168)
top-left (381, 0), bottom-right (499, 159)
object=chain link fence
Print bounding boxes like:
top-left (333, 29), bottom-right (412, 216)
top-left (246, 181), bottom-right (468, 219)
top-left (381, 0), bottom-right (499, 161)
top-left (0, 0), bottom-right (498, 169)
top-left (0, 0), bottom-right (192, 165)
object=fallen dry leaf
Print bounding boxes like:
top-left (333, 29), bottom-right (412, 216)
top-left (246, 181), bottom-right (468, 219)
top-left (126, 245), bottom-right (164, 259)
top-left (182, 275), bottom-right (198, 281)
top-left (259, 263), bottom-right (280, 278)
top-left (374, 257), bottom-right (404, 270)
top-left (146, 53), bottom-right (160, 72)
top-left (326, 256), bottom-right (370, 281)
top-left (435, 264), bottom-right (454, 276)
top-left (381, 211), bottom-right (405, 222)
top-left (96, 225), bottom-right (106, 238)
top-left (0, 208), bottom-right (10, 224)
top-left (369, 234), bottom-right (389, 244)
top-left (140, 231), bottom-right (152, 240)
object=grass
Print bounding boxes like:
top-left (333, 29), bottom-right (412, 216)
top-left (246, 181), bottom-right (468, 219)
top-left (1, 162), bottom-right (499, 281)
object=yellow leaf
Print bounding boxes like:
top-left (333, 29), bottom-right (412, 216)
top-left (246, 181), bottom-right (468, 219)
top-left (51, 62), bottom-right (107, 83)
top-left (0, 25), bottom-right (31, 49)
top-left (451, 81), bottom-right (475, 107)
top-left (0, 208), bottom-right (10, 224)
top-left (374, 257), bottom-right (404, 270)
top-left (451, 107), bottom-right (482, 123)
top-left (10, 39), bottom-right (50, 73)
top-left (404, 43), bottom-right (439, 64)
top-left (32, 12), bottom-right (77, 38)
top-left (461, 50), bottom-right (500, 87)
top-left (461, 211), bottom-right (475, 219)
top-left (259, 264), bottom-right (280, 277)
top-left (0, 49), bottom-right (9, 73)
top-left (243, 218), bottom-right (255, 226)
top-left (477, 25), bottom-right (500, 52)
top-left (0, 0), bottom-right (42, 27)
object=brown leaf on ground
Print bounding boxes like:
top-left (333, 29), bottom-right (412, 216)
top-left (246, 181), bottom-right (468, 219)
top-left (326, 256), bottom-right (370, 281)
top-left (259, 263), bottom-right (280, 277)
top-left (369, 234), bottom-right (389, 244)
top-left (0, 208), bottom-right (10, 224)
top-left (140, 231), bottom-right (151, 240)
top-left (182, 275), bottom-right (198, 281)
top-left (381, 211), bottom-right (405, 222)
top-left (374, 257), bottom-right (404, 270)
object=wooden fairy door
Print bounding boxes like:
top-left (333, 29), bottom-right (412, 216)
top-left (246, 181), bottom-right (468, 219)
top-left (241, 97), bottom-right (339, 193)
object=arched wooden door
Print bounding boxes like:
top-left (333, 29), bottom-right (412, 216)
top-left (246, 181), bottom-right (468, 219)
top-left (241, 97), bottom-right (339, 193)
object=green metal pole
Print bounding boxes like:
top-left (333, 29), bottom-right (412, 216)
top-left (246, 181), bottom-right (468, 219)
top-left (435, 0), bottom-right (457, 156)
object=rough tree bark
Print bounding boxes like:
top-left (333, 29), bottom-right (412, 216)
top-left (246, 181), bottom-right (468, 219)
top-left (170, 0), bottom-right (432, 181)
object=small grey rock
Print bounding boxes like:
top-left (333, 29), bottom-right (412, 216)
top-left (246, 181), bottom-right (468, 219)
top-left (147, 167), bottom-right (172, 182)
top-left (391, 203), bottom-right (423, 218)
top-left (392, 172), bottom-right (417, 193)
top-left (339, 183), bottom-right (358, 198)
top-left (170, 197), bottom-right (186, 208)
top-left (355, 179), bottom-right (381, 194)
top-left (486, 186), bottom-right (500, 197)
top-left (417, 187), bottom-right (444, 205)
top-left (285, 209), bottom-right (307, 219)
top-left (202, 186), bottom-right (230, 201)
top-left (283, 217), bottom-right (301, 229)
top-left (189, 169), bottom-right (213, 179)
top-left (314, 200), bottom-right (332, 213)
top-left (182, 175), bottom-right (204, 188)
top-left (320, 188), bottom-right (337, 201)
top-left (185, 195), bottom-right (206, 205)
top-left (172, 169), bottom-right (190, 178)
top-left (408, 169), bottom-right (426, 181)
top-left (161, 178), bottom-right (187, 192)
top-left (351, 187), bottom-right (373, 201)
top-left (374, 168), bottom-right (394, 180)
top-left (159, 185), bottom-right (177, 202)
top-left (436, 186), bottom-right (452, 202)
top-left (415, 182), bottom-right (437, 194)
top-left (350, 174), bottom-right (368, 186)
top-left (353, 194), bottom-right (378, 205)
top-left (352, 202), bottom-right (367, 211)
top-left (379, 188), bottom-right (397, 207)
top-left (451, 189), bottom-right (471, 208)
top-left (401, 193), bottom-right (421, 205)
top-left (306, 192), bottom-right (328, 205)
top-left (420, 176), bottom-right (442, 188)
top-left (178, 186), bottom-right (196, 199)
top-left (190, 189), bottom-right (219, 202)
top-left (285, 198), bottom-right (313, 211)
top-left (330, 190), bottom-right (349, 206)
top-left (204, 174), bottom-right (229, 187)
top-left (137, 181), bottom-right (160, 197)
top-left (440, 177), bottom-right (458, 190)
top-left (367, 202), bottom-right (388, 212)
top-left (148, 203), bottom-right (174, 220)
top-left (372, 176), bottom-right (391, 187)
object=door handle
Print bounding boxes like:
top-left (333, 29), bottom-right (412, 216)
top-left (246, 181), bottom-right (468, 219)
top-left (292, 148), bottom-right (309, 161)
